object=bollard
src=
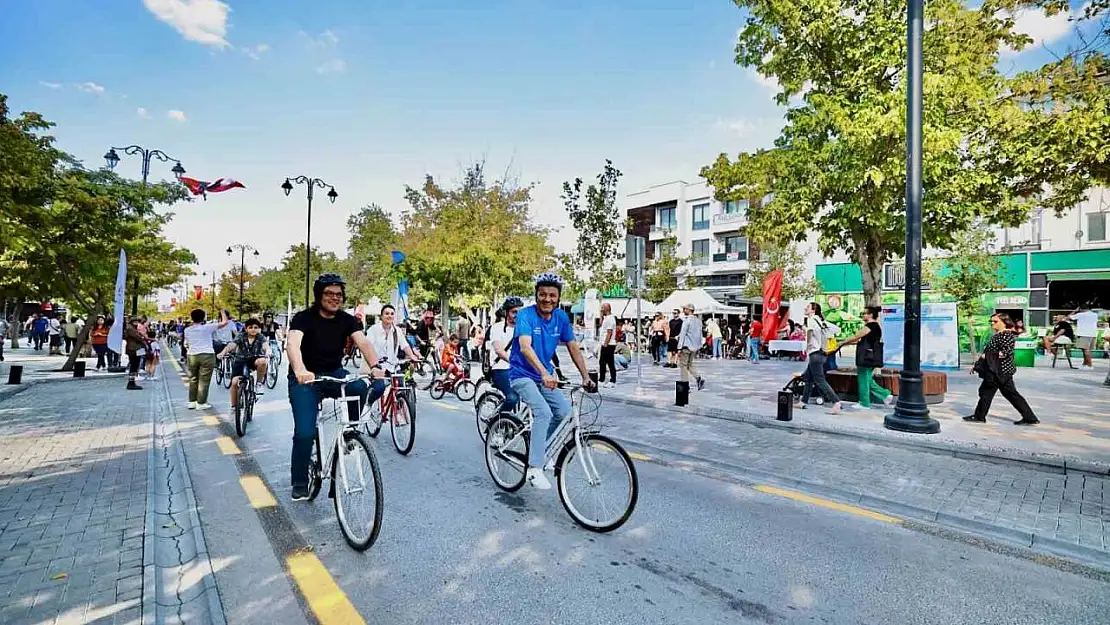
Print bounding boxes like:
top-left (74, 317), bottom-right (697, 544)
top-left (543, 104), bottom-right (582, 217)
top-left (7, 365), bottom-right (23, 385)
top-left (675, 380), bottom-right (689, 406)
top-left (776, 390), bottom-right (794, 421)
top-left (73, 361), bottom-right (86, 378)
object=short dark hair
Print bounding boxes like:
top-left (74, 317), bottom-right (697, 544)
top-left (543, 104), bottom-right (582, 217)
top-left (190, 309), bottom-right (206, 323)
top-left (381, 304), bottom-right (395, 315)
top-left (244, 318), bottom-right (261, 328)
top-left (863, 306), bottom-right (882, 320)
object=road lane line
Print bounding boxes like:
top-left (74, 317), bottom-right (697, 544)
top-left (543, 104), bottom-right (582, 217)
top-left (214, 436), bottom-right (241, 455)
top-left (240, 475), bottom-right (278, 508)
top-left (628, 451), bottom-right (652, 461)
top-left (286, 551), bottom-right (366, 625)
top-left (168, 357), bottom-right (183, 373)
top-left (432, 401), bottom-right (464, 411)
top-left (201, 415), bottom-right (220, 426)
top-left (753, 485), bottom-right (902, 524)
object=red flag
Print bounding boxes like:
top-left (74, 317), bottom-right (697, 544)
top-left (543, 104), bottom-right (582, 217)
top-left (761, 270), bottom-right (784, 343)
top-left (194, 285), bottom-right (204, 301)
top-left (180, 176), bottom-right (246, 200)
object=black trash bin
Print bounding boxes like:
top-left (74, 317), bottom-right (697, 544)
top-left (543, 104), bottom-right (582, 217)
top-left (675, 380), bottom-right (689, 406)
top-left (73, 361), bottom-right (86, 378)
top-left (776, 390), bottom-right (793, 421)
top-left (7, 365), bottom-right (23, 385)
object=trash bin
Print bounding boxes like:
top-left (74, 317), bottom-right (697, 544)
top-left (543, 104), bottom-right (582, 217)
top-left (1014, 342), bottom-right (1036, 368)
top-left (675, 381), bottom-right (689, 406)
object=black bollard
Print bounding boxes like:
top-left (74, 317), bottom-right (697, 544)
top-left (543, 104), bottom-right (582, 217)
top-left (776, 390), bottom-right (794, 421)
top-left (73, 361), bottom-right (86, 378)
top-left (7, 365), bottom-right (23, 385)
top-left (675, 380), bottom-right (689, 406)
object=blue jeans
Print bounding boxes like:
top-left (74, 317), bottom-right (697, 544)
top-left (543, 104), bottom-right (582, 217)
top-left (287, 367), bottom-right (369, 487)
top-left (748, 337), bottom-right (761, 362)
top-left (511, 377), bottom-right (570, 468)
top-left (490, 369), bottom-right (518, 416)
top-left (712, 338), bottom-right (723, 358)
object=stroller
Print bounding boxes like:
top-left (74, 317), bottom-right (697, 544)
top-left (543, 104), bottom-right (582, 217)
top-left (781, 346), bottom-right (844, 406)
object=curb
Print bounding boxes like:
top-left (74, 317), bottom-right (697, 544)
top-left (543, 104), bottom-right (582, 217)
top-left (142, 390), bottom-right (157, 625)
top-left (621, 436), bottom-right (1110, 571)
top-left (605, 394), bottom-right (1110, 477)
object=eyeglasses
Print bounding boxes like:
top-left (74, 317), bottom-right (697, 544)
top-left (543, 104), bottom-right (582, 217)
top-left (321, 290), bottom-right (343, 299)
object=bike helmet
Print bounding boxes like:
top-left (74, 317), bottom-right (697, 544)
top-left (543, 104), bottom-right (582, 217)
top-left (262, 311), bottom-right (273, 318)
top-left (312, 273), bottom-right (347, 303)
top-left (533, 272), bottom-right (564, 292)
top-left (501, 296), bottom-right (524, 311)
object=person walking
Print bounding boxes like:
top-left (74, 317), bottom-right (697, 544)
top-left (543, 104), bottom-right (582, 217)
top-left (747, 318), bottom-right (763, 364)
top-left (598, 303), bottom-right (618, 387)
top-left (47, 314), bottom-right (63, 355)
top-left (62, 317), bottom-right (81, 354)
top-left (964, 313), bottom-right (1040, 425)
top-left (89, 315), bottom-right (110, 370)
top-left (0, 315), bottom-right (8, 362)
top-left (676, 303), bottom-right (705, 390)
top-left (707, 317), bottom-right (723, 359)
top-left (666, 309), bottom-right (683, 368)
top-left (838, 306), bottom-right (894, 408)
top-left (123, 318), bottom-right (146, 390)
top-left (184, 309), bottom-right (230, 410)
top-left (649, 313), bottom-right (668, 365)
top-left (798, 302), bottom-right (842, 413)
top-left (1069, 304), bottom-right (1099, 370)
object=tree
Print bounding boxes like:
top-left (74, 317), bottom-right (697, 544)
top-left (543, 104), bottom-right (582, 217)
top-left (400, 162), bottom-right (554, 316)
top-left (343, 204), bottom-right (399, 304)
top-left (562, 160), bottom-right (626, 291)
top-left (701, 0), bottom-right (1081, 306)
top-left (644, 237), bottom-right (686, 303)
top-left (926, 228), bottom-right (1004, 357)
top-left (251, 244), bottom-right (342, 312)
top-left (743, 243), bottom-right (819, 302)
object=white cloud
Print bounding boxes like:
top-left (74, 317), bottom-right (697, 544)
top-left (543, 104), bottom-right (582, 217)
top-left (1002, 5), bottom-right (1082, 54)
top-left (142, 0), bottom-right (230, 48)
top-left (39, 81), bottom-right (62, 90)
top-left (244, 43), bottom-right (269, 60)
top-left (137, 107), bottom-right (150, 119)
top-left (167, 110), bottom-right (188, 122)
top-left (301, 28), bottom-right (340, 49)
top-left (715, 117), bottom-right (756, 138)
top-left (319, 29), bottom-right (339, 45)
top-left (746, 68), bottom-right (780, 91)
top-left (315, 59), bottom-right (346, 74)
top-left (77, 82), bottom-right (105, 95)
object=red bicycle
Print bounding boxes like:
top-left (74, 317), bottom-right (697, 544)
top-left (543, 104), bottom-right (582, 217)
top-left (363, 363), bottom-right (418, 455)
top-left (429, 357), bottom-right (476, 401)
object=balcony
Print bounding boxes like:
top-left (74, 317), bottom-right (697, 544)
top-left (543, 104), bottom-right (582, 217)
top-left (711, 212), bottom-right (746, 233)
top-left (649, 224), bottom-right (676, 241)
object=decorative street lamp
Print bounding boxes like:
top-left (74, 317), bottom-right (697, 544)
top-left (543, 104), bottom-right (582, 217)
top-left (227, 244), bottom-right (260, 319)
top-left (104, 145), bottom-right (186, 316)
top-left (885, 0), bottom-right (940, 434)
top-left (282, 176), bottom-right (338, 307)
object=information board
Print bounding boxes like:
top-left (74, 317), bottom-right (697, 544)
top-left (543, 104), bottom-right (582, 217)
top-left (881, 302), bottom-right (960, 369)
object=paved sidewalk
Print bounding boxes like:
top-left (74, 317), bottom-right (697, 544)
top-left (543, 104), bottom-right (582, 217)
top-left (1, 345), bottom-right (118, 401)
top-left (600, 353), bottom-right (1110, 471)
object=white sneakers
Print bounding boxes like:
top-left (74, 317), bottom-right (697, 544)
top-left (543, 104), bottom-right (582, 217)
top-left (196, 403), bottom-right (213, 410)
top-left (187, 402), bottom-right (196, 410)
top-left (602, 381), bottom-right (616, 389)
top-left (526, 467), bottom-right (552, 490)
top-left (1081, 364), bottom-right (1094, 371)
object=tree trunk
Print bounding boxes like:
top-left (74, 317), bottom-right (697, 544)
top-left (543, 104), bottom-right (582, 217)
top-left (438, 289), bottom-right (449, 329)
top-left (61, 303), bottom-right (102, 372)
top-left (855, 241), bottom-right (885, 307)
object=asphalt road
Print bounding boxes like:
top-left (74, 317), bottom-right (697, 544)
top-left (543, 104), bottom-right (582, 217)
top-left (166, 365), bottom-right (1110, 625)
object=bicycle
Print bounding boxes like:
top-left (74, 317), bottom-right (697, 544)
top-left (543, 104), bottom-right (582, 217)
top-left (215, 355), bottom-right (233, 389)
top-left (232, 368), bottom-right (258, 437)
top-left (304, 374), bottom-right (385, 551)
top-left (474, 386), bottom-right (518, 442)
top-left (264, 351), bottom-right (279, 390)
top-left (342, 340), bottom-right (362, 369)
top-left (269, 338), bottom-right (283, 367)
top-left (428, 358), bottom-right (475, 401)
top-left (483, 384), bottom-right (638, 532)
top-left (362, 361), bottom-right (419, 455)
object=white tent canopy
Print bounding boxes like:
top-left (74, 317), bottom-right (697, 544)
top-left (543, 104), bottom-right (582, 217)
top-left (657, 288), bottom-right (749, 316)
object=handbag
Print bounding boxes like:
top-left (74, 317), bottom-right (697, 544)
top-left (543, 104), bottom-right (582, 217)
top-left (855, 339), bottom-right (884, 368)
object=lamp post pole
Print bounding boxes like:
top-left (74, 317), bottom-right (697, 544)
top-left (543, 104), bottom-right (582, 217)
top-left (885, 0), bottom-right (940, 434)
top-left (281, 177), bottom-right (338, 308)
top-left (103, 146), bottom-right (186, 317)
top-left (226, 244), bottom-right (259, 319)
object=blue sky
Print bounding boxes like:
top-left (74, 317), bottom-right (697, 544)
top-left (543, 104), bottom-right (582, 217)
top-left (0, 0), bottom-right (1091, 291)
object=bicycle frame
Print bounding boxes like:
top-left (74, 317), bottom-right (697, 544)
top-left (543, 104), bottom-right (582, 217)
top-left (496, 387), bottom-right (603, 484)
top-left (313, 375), bottom-right (373, 498)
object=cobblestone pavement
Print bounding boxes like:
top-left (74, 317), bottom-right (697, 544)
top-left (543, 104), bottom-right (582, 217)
top-left (0, 377), bottom-right (150, 625)
top-left (598, 352), bottom-right (1110, 466)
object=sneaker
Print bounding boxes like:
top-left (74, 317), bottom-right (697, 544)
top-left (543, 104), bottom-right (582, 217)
top-left (696, 378), bottom-right (705, 391)
top-left (147, 375), bottom-right (158, 381)
top-left (291, 484), bottom-right (310, 501)
top-left (126, 382), bottom-right (143, 391)
top-left (196, 403), bottom-right (212, 410)
top-left (187, 402), bottom-right (197, 410)
top-left (527, 468), bottom-right (551, 490)
top-left (883, 395), bottom-right (895, 407)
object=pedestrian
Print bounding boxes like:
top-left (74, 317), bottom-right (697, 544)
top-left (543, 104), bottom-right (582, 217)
top-left (1069, 304), bottom-right (1098, 370)
top-left (144, 326), bottom-right (160, 381)
top-left (47, 314), bottom-right (63, 355)
top-left (666, 309), bottom-right (683, 368)
top-left (213, 309), bottom-right (236, 359)
top-left (89, 315), bottom-right (110, 370)
top-left (0, 315), bottom-right (8, 362)
top-left (838, 306), bottom-right (894, 408)
top-left (797, 302), bottom-right (842, 413)
top-left (706, 316), bottom-right (723, 359)
top-left (63, 316), bottom-right (81, 354)
top-left (598, 303), bottom-right (617, 387)
top-left (676, 303), bottom-right (705, 390)
top-left (457, 314), bottom-right (472, 360)
top-left (184, 309), bottom-right (230, 410)
top-left (964, 313), bottom-right (1040, 425)
top-left (28, 313), bottom-right (47, 350)
top-left (124, 318), bottom-right (146, 390)
top-left (748, 318), bottom-right (763, 363)
top-left (649, 313), bottom-right (668, 365)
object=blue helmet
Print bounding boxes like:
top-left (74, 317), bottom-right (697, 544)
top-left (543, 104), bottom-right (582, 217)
top-left (533, 272), bottom-right (564, 293)
top-left (501, 296), bottom-right (524, 311)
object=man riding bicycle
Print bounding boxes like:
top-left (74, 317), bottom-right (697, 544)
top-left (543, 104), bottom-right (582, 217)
top-left (286, 273), bottom-right (381, 501)
top-left (489, 296), bottom-right (523, 417)
top-left (509, 273), bottom-right (595, 490)
top-left (217, 318), bottom-right (271, 409)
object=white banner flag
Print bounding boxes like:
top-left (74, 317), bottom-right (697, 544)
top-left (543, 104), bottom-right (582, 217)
top-left (107, 249), bottom-right (127, 353)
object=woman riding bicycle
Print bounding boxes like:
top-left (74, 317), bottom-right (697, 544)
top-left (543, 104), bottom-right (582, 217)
top-left (488, 297), bottom-right (523, 417)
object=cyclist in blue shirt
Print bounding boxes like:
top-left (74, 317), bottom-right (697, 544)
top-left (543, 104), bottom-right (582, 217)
top-left (509, 272), bottom-right (595, 490)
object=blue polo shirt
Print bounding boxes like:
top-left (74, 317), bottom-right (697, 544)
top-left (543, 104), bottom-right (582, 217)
top-left (508, 305), bottom-right (575, 382)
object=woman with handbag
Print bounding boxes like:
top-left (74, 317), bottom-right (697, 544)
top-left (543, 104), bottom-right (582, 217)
top-left (797, 302), bottom-right (842, 413)
top-left (964, 313), bottom-right (1039, 426)
top-left (838, 306), bottom-right (894, 408)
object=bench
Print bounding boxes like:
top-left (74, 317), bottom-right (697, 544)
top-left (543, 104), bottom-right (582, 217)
top-left (824, 368), bottom-right (948, 405)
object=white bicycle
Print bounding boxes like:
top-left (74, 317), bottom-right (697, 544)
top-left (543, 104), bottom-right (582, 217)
top-left (483, 384), bottom-right (638, 532)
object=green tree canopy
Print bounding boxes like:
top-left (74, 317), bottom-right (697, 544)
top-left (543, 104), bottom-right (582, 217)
top-left (343, 204), bottom-right (399, 303)
top-left (644, 237), bottom-right (686, 303)
top-left (742, 243), bottom-right (819, 302)
top-left (926, 228), bottom-right (1005, 356)
top-left (562, 159), bottom-right (626, 291)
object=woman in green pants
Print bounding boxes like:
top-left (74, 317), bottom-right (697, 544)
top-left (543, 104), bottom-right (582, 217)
top-left (839, 306), bottom-right (894, 408)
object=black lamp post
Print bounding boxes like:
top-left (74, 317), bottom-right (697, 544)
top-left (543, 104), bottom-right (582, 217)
top-left (884, 0), bottom-right (940, 434)
top-left (227, 244), bottom-right (259, 319)
top-left (282, 176), bottom-right (338, 307)
top-left (203, 272), bottom-right (218, 318)
top-left (104, 145), bottom-right (186, 316)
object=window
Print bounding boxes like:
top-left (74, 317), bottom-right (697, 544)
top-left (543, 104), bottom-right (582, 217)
top-left (722, 235), bottom-right (748, 259)
top-left (724, 199), bottom-right (749, 215)
top-left (657, 206), bottom-right (676, 230)
top-left (692, 239), bottom-right (710, 265)
top-left (653, 241), bottom-right (675, 258)
top-left (692, 204), bottom-right (710, 230)
top-left (1089, 212), bottom-right (1107, 242)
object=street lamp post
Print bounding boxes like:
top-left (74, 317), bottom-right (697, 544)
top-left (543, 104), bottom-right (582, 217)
top-left (104, 146), bottom-right (186, 317)
top-left (203, 272), bottom-right (218, 318)
top-left (281, 176), bottom-right (338, 307)
top-left (884, 0), bottom-right (940, 434)
top-left (226, 244), bottom-right (259, 319)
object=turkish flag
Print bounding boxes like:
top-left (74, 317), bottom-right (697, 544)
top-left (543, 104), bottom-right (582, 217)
top-left (761, 270), bottom-right (784, 343)
top-left (194, 285), bottom-right (204, 301)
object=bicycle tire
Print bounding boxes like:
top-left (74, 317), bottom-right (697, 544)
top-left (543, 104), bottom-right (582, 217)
top-left (331, 430), bottom-right (384, 551)
top-left (245, 383), bottom-right (255, 423)
top-left (215, 360), bottom-right (225, 386)
top-left (555, 433), bottom-right (638, 533)
top-left (307, 435), bottom-right (324, 501)
top-left (390, 393), bottom-right (416, 455)
top-left (235, 381), bottom-right (249, 436)
top-left (472, 378), bottom-right (492, 405)
top-left (484, 415), bottom-right (527, 492)
top-left (428, 379), bottom-right (446, 400)
top-left (362, 399), bottom-right (383, 438)
top-left (265, 362), bottom-right (278, 389)
top-left (222, 361), bottom-right (233, 389)
top-left (474, 391), bottom-right (503, 442)
top-left (454, 379), bottom-right (476, 402)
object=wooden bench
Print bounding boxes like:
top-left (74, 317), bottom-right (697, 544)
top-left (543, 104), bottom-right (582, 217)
top-left (824, 368), bottom-right (948, 404)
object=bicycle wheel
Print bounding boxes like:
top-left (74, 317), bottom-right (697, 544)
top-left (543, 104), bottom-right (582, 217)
top-left (307, 435), bottom-right (324, 501)
top-left (472, 378), bottom-right (492, 404)
top-left (215, 360), bottom-right (225, 386)
top-left (412, 362), bottom-right (434, 391)
top-left (331, 430), bottom-right (384, 551)
top-left (474, 391), bottom-right (503, 442)
top-left (245, 383), bottom-right (255, 423)
top-left (265, 361), bottom-right (278, 389)
top-left (484, 415), bottom-right (528, 492)
top-left (428, 379), bottom-right (446, 400)
top-left (555, 433), bottom-right (638, 533)
top-left (454, 379), bottom-right (476, 402)
top-left (234, 381), bottom-right (248, 437)
top-left (390, 393), bottom-right (416, 455)
top-left (361, 396), bottom-right (383, 438)
top-left (221, 362), bottom-right (233, 389)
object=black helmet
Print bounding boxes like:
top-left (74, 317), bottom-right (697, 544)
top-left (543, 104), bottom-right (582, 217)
top-left (312, 273), bottom-right (347, 304)
top-left (501, 296), bottom-right (524, 312)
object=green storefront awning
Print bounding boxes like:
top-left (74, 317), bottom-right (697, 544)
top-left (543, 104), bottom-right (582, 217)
top-left (1045, 271), bottom-right (1110, 281)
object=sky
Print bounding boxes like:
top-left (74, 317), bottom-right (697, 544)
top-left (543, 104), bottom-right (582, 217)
top-left (0, 0), bottom-right (1094, 298)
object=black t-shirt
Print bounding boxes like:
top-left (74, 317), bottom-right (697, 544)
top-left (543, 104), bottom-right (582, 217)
top-left (289, 308), bottom-right (358, 374)
top-left (862, 321), bottom-right (883, 347)
top-left (668, 318), bottom-right (683, 339)
top-left (260, 322), bottom-right (281, 340)
top-left (417, 319), bottom-right (437, 342)
top-left (1053, 320), bottom-right (1074, 341)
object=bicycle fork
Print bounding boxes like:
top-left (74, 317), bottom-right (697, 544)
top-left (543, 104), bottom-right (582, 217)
top-left (334, 396), bottom-right (368, 497)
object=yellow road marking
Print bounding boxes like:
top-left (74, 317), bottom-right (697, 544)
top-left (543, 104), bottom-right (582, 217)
top-left (435, 401), bottom-right (464, 411)
top-left (753, 485), bottom-right (902, 524)
top-left (628, 451), bottom-right (651, 462)
top-left (168, 358), bottom-right (183, 373)
top-left (239, 475), bottom-right (277, 509)
top-left (201, 415), bottom-right (220, 426)
top-left (287, 551), bottom-right (366, 625)
top-left (214, 436), bottom-right (241, 455)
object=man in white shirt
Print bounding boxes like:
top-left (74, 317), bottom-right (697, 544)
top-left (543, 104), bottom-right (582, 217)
top-left (489, 296), bottom-right (524, 416)
top-left (598, 304), bottom-right (618, 387)
top-left (1069, 305), bottom-right (1099, 370)
top-left (677, 303), bottom-right (705, 390)
top-left (183, 309), bottom-right (231, 409)
top-left (365, 304), bottom-right (419, 406)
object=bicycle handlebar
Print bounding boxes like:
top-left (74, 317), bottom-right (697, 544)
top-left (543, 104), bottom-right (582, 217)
top-left (308, 373), bottom-right (375, 385)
